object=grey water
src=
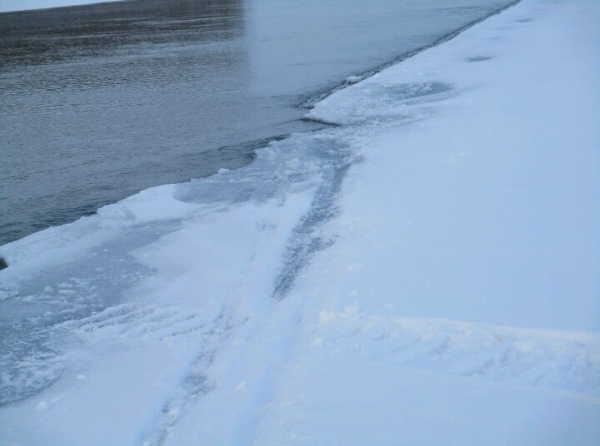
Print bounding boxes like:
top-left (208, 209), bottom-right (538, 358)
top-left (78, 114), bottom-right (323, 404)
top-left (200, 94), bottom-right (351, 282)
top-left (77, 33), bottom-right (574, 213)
top-left (0, 0), bottom-right (515, 246)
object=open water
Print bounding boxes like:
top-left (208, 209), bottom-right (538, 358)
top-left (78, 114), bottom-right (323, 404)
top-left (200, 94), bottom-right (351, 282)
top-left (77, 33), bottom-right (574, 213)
top-left (0, 0), bottom-right (515, 246)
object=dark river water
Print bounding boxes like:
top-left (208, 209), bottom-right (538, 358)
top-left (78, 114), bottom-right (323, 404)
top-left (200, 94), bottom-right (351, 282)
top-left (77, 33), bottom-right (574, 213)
top-left (0, 0), bottom-right (515, 246)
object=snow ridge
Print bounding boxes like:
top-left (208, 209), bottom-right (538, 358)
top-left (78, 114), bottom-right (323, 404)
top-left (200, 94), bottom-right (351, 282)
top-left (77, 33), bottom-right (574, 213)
top-left (316, 309), bottom-right (600, 399)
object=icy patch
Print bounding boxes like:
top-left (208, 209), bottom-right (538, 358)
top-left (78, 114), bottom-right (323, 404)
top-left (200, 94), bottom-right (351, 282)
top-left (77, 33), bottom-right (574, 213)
top-left (306, 81), bottom-right (455, 126)
top-left (97, 184), bottom-right (197, 227)
top-left (0, 345), bottom-right (65, 406)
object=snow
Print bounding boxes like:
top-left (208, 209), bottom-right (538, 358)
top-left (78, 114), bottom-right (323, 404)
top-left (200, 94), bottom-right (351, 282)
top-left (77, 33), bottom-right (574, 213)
top-left (0, 0), bottom-right (599, 444)
top-left (0, 0), bottom-right (122, 12)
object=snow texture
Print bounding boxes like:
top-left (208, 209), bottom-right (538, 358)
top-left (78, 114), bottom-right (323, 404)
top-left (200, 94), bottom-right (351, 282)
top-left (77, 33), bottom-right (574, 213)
top-left (0, 0), bottom-right (599, 444)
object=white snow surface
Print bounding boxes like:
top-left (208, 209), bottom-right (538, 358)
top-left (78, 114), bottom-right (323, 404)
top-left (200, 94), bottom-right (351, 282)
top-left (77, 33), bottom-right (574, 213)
top-left (0, 0), bottom-right (121, 13)
top-left (1, 0), bottom-right (599, 444)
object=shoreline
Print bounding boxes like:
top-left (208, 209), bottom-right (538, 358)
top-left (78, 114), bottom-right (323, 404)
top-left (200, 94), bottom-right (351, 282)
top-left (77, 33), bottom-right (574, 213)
top-left (0, 0), bottom-right (598, 443)
top-left (0, 0), bottom-right (518, 248)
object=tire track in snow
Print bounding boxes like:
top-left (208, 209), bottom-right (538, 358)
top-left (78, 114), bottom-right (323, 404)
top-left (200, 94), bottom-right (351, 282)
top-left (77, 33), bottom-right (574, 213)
top-left (272, 136), bottom-right (357, 300)
top-left (137, 309), bottom-right (240, 446)
top-left (315, 310), bottom-right (600, 398)
top-left (59, 300), bottom-right (242, 446)
top-left (136, 135), bottom-right (362, 445)
top-left (55, 294), bottom-right (248, 446)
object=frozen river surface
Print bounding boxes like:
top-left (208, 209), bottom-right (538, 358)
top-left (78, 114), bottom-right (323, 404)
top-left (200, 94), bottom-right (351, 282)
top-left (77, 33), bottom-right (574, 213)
top-left (0, 0), bottom-right (514, 245)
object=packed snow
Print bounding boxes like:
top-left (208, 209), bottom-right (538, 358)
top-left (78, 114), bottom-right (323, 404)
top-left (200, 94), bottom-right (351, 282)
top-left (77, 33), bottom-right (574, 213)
top-left (1, 0), bottom-right (599, 444)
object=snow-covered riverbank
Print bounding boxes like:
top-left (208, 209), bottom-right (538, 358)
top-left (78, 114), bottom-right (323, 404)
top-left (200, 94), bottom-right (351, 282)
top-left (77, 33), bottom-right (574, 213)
top-left (1, 0), bottom-right (598, 444)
